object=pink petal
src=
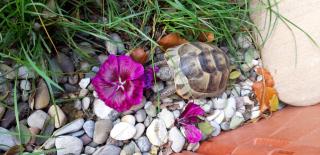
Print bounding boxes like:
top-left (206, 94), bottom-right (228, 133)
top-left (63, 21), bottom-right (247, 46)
top-left (118, 55), bottom-right (144, 80)
top-left (124, 78), bottom-right (145, 106)
top-left (180, 102), bottom-right (205, 120)
top-left (183, 124), bottom-right (203, 143)
top-left (97, 54), bottom-right (119, 83)
top-left (91, 76), bottom-right (116, 99)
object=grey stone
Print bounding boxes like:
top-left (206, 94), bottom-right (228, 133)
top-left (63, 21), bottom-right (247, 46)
top-left (69, 130), bottom-right (85, 137)
top-left (34, 79), bottom-right (50, 109)
top-left (56, 53), bottom-right (75, 74)
top-left (27, 110), bottom-right (49, 129)
top-left (85, 146), bottom-right (96, 155)
top-left (144, 101), bottom-right (156, 117)
top-left (93, 144), bottom-right (121, 155)
top-left (110, 122), bottom-right (136, 140)
top-left (83, 120), bottom-right (95, 138)
top-left (53, 118), bottom-right (84, 136)
top-left (55, 136), bottom-right (83, 155)
top-left (0, 127), bottom-right (17, 151)
top-left (18, 66), bottom-right (35, 79)
top-left (20, 80), bottom-right (31, 90)
top-left (93, 119), bottom-right (113, 144)
top-left (133, 123), bottom-right (145, 139)
top-left (94, 99), bottom-right (119, 120)
top-left (136, 136), bottom-right (151, 152)
top-left (169, 127), bottom-right (185, 153)
top-left (121, 141), bottom-right (140, 155)
top-left (135, 109), bottom-right (147, 123)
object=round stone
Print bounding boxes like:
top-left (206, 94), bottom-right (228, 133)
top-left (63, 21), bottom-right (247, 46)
top-left (135, 109), bottom-right (147, 123)
top-left (110, 122), bottom-right (136, 140)
top-left (146, 119), bottom-right (168, 146)
top-left (121, 115), bottom-right (136, 125)
top-left (133, 123), bottom-right (145, 139)
top-left (136, 136), bottom-right (151, 152)
top-left (83, 120), bottom-right (95, 138)
top-left (169, 127), bottom-right (185, 153)
top-left (27, 110), bottom-right (49, 129)
top-left (158, 109), bottom-right (174, 128)
top-left (55, 136), bottom-right (83, 155)
top-left (79, 78), bottom-right (91, 89)
top-left (94, 119), bottom-right (113, 144)
top-left (48, 105), bottom-right (67, 128)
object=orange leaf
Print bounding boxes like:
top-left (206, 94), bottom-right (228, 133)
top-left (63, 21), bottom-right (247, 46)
top-left (253, 82), bottom-right (277, 112)
top-left (256, 67), bottom-right (274, 87)
top-left (198, 32), bottom-right (215, 42)
top-left (158, 33), bottom-right (188, 50)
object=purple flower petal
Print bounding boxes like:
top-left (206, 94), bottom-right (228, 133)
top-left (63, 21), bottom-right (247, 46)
top-left (118, 55), bottom-right (144, 80)
top-left (144, 66), bottom-right (159, 89)
top-left (97, 55), bottom-right (119, 83)
top-left (183, 124), bottom-right (203, 143)
top-left (179, 102), bottom-right (205, 124)
top-left (91, 55), bottom-right (145, 112)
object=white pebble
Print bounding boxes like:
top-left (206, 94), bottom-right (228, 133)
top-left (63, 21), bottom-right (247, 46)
top-left (158, 109), bottom-right (175, 128)
top-left (110, 122), bottom-right (136, 140)
top-left (121, 115), bottom-right (136, 125)
top-left (79, 78), bottom-right (91, 89)
top-left (82, 97), bottom-right (91, 110)
top-left (20, 80), bottom-right (31, 90)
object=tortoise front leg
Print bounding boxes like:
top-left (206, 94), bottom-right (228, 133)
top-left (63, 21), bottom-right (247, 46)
top-left (151, 85), bottom-right (176, 101)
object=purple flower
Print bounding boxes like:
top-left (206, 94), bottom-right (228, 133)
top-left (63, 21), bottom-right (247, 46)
top-left (92, 55), bottom-right (145, 112)
top-left (144, 66), bottom-right (159, 89)
top-left (176, 102), bottom-right (205, 143)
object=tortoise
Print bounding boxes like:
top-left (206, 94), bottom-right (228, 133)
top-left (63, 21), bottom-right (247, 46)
top-left (154, 42), bottom-right (230, 100)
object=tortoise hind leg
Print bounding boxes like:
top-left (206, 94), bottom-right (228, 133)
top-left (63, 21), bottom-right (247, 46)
top-left (151, 85), bottom-right (176, 101)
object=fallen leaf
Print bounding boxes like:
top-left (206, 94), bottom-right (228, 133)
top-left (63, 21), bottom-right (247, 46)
top-left (269, 94), bottom-right (279, 112)
top-left (158, 33), bottom-right (188, 50)
top-left (252, 67), bottom-right (278, 112)
top-left (198, 121), bottom-right (213, 135)
top-left (198, 32), bottom-right (215, 42)
top-left (130, 47), bottom-right (148, 64)
top-left (4, 145), bottom-right (24, 155)
top-left (229, 70), bottom-right (241, 79)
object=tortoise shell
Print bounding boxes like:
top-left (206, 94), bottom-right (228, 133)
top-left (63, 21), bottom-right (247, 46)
top-left (164, 42), bottom-right (230, 99)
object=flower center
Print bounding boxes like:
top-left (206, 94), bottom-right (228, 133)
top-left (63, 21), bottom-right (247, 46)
top-left (115, 77), bottom-right (126, 91)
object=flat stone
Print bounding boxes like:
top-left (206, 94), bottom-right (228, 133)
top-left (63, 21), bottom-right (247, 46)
top-left (0, 127), bottom-right (17, 151)
top-left (94, 144), bottom-right (121, 155)
top-left (133, 123), bottom-right (145, 139)
top-left (169, 127), bottom-right (185, 153)
top-left (56, 53), bottom-right (75, 74)
top-left (82, 97), bottom-right (91, 110)
top-left (158, 109), bottom-right (174, 128)
top-left (1, 102), bottom-right (29, 128)
top-left (135, 109), bottom-right (147, 123)
top-left (34, 79), bottom-right (50, 109)
top-left (251, 0), bottom-right (320, 106)
top-left (55, 136), bottom-right (83, 155)
top-left (136, 136), bottom-right (151, 152)
top-left (85, 146), bottom-right (96, 154)
top-left (27, 110), bottom-right (49, 129)
top-left (110, 122), bottom-right (136, 140)
top-left (80, 134), bottom-right (92, 145)
top-left (79, 78), bottom-right (91, 89)
top-left (0, 64), bottom-right (16, 79)
top-left (94, 99), bottom-right (119, 120)
top-left (230, 112), bottom-right (245, 129)
top-left (212, 98), bottom-right (227, 109)
top-left (69, 130), bottom-right (85, 137)
top-left (121, 115), bottom-right (136, 125)
top-left (144, 101), bottom-right (156, 117)
top-left (94, 119), bottom-right (113, 144)
top-left (43, 138), bottom-right (55, 149)
top-left (48, 105), bottom-right (67, 128)
top-left (20, 80), bottom-right (31, 90)
top-left (121, 141), bottom-right (140, 155)
top-left (53, 118), bottom-right (84, 136)
top-left (224, 97), bottom-right (236, 120)
top-left (146, 119), bottom-right (168, 146)
top-left (210, 121), bottom-right (221, 136)
top-left (83, 120), bottom-right (95, 138)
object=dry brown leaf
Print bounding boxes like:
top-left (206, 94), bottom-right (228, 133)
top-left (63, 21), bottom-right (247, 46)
top-left (198, 32), bottom-right (215, 42)
top-left (158, 33), bottom-right (188, 50)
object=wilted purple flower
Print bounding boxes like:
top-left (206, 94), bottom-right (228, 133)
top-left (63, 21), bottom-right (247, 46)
top-left (176, 102), bottom-right (205, 143)
top-left (92, 55), bottom-right (145, 112)
top-left (144, 66), bottom-right (159, 89)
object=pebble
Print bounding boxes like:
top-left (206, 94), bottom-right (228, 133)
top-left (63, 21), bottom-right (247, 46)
top-left (193, 99), bottom-right (207, 105)
top-left (158, 109), bottom-right (174, 128)
top-left (0, 102), bottom-right (28, 128)
top-left (202, 100), bottom-right (213, 113)
top-left (68, 74), bottom-right (79, 85)
top-left (212, 98), bottom-right (227, 109)
top-left (210, 121), bottom-right (221, 136)
top-left (98, 54), bottom-right (108, 64)
top-left (236, 33), bottom-right (252, 49)
top-left (0, 127), bottom-right (17, 151)
top-left (224, 97), bottom-right (236, 120)
top-left (85, 146), bottom-right (96, 155)
top-left (135, 109), bottom-right (147, 123)
top-left (27, 110), bottom-right (49, 129)
top-left (187, 142), bottom-right (200, 152)
top-left (243, 96), bottom-right (254, 105)
top-left (136, 136), bottom-right (151, 152)
top-left (20, 80), bottom-right (31, 90)
top-left (0, 105), bottom-right (5, 120)
top-left (110, 122), bottom-right (136, 140)
top-left (230, 112), bottom-right (245, 129)
top-left (43, 138), bottom-right (56, 149)
top-left (79, 89), bottom-right (89, 97)
top-left (92, 66), bottom-right (100, 73)
top-left (176, 100), bottom-right (186, 109)
top-left (169, 127), bottom-right (185, 153)
top-left (48, 105), bottom-right (67, 128)
top-left (151, 82), bottom-right (164, 93)
top-left (0, 64), bottom-right (16, 79)
top-left (121, 141), bottom-right (140, 155)
top-left (207, 110), bottom-right (225, 124)
top-left (79, 78), bottom-right (91, 89)
top-left (34, 79), bottom-right (50, 109)
top-left (18, 66), bottom-right (35, 79)
top-left (94, 99), bottom-right (119, 120)
top-left (220, 122), bottom-right (230, 131)
top-left (106, 137), bottom-right (123, 147)
top-left (93, 144), bottom-right (121, 155)
top-left (156, 66), bottom-right (173, 81)
top-left (133, 123), bottom-right (145, 139)
top-left (172, 110), bottom-right (180, 118)
top-left (83, 120), bottom-right (95, 138)
top-left (251, 110), bottom-right (260, 119)
top-left (55, 136), bottom-right (83, 155)
top-left (74, 99), bottom-right (82, 110)
top-left (93, 119), bottom-right (113, 144)
top-left (146, 119), bottom-right (168, 146)
top-left (69, 130), bottom-right (85, 137)
top-left (161, 98), bottom-right (173, 104)
top-left (144, 101), bottom-right (156, 117)
top-left (53, 118), bottom-right (84, 136)
top-left (106, 33), bottom-right (125, 55)
top-left (80, 134), bottom-right (92, 145)
top-left (121, 115), bottom-right (136, 125)
top-left (82, 97), bottom-right (91, 110)
top-left (56, 53), bottom-right (75, 74)
top-left (144, 116), bottom-right (152, 127)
